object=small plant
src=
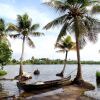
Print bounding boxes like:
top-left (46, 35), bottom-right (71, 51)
top-left (0, 70), bottom-right (7, 76)
top-left (96, 71), bottom-right (100, 77)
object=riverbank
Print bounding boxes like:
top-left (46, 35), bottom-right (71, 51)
top-left (18, 85), bottom-right (94, 100)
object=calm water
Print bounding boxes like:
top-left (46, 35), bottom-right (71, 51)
top-left (0, 64), bottom-right (100, 99)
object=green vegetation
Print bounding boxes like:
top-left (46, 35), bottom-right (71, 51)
top-left (0, 41), bottom-right (12, 70)
top-left (96, 71), bottom-right (100, 77)
top-left (0, 70), bottom-right (7, 76)
top-left (8, 58), bottom-right (100, 65)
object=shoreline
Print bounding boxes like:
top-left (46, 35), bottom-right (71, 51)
top-left (18, 85), bottom-right (94, 100)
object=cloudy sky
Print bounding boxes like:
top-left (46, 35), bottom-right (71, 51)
top-left (0, 0), bottom-right (100, 61)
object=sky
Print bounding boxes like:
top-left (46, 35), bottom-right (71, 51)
top-left (0, 0), bottom-right (100, 61)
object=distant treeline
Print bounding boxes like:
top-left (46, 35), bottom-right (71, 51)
top-left (9, 58), bottom-right (100, 65)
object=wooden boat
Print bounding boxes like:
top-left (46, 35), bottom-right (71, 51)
top-left (17, 75), bottom-right (71, 92)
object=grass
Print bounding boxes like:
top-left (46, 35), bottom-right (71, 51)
top-left (0, 70), bottom-right (7, 76)
top-left (96, 71), bottom-right (100, 77)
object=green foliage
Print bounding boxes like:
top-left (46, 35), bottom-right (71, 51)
top-left (92, 5), bottom-right (100, 13)
top-left (9, 58), bottom-right (100, 65)
top-left (96, 71), bottom-right (100, 77)
top-left (56, 35), bottom-right (76, 52)
top-left (0, 70), bottom-right (7, 76)
top-left (0, 41), bottom-right (12, 69)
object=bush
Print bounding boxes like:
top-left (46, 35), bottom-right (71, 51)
top-left (0, 70), bottom-right (7, 76)
top-left (96, 71), bottom-right (100, 77)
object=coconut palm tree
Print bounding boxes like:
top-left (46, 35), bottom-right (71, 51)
top-left (44, 0), bottom-right (100, 84)
top-left (0, 18), bottom-right (10, 45)
top-left (7, 13), bottom-right (44, 78)
top-left (55, 35), bottom-right (76, 77)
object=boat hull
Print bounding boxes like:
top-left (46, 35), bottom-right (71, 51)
top-left (17, 76), bottom-right (71, 92)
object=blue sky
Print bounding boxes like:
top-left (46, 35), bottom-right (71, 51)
top-left (0, 0), bottom-right (100, 61)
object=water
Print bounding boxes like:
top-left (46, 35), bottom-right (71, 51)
top-left (0, 64), bottom-right (100, 99)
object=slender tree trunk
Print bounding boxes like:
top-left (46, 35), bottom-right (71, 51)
top-left (61, 51), bottom-right (68, 74)
top-left (19, 36), bottom-right (25, 76)
top-left (73, 17), bottom-right (83, 81)
top-left (56, 51), bottom-right (68, 77)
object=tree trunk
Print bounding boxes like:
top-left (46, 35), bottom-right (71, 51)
top-left (56, 51), bottom-right (68, 77)
top-left (19, 36), bottom-right (25, 76)
top-left (73, 17), bottom-right (83, 82)
top-left (61, 51), bottom-right (68, 73)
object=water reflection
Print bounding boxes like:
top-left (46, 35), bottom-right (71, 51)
top-left (0, 83), bottom-right (2, 91)
top-left (0, 64), bottom-right (100, 99)
top-left (18, 87), bottom-right (63, 98)
top-left (0, 83), bottom-right (9, 98)
top-left (96, 80), bottom-right (100, 91)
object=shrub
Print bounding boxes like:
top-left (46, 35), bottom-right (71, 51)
top-left (0, 70), bottom-right (7, 76)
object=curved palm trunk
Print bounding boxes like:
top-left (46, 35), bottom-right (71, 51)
top-left (19, 36), bottom-right (25, 76)
top-left (56, 51), bottom-right (68, 77)
top-left (73, 17), bottom-right (83, 81)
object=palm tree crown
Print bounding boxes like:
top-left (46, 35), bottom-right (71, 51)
top-left (56, 35), bottom-right (76, 52)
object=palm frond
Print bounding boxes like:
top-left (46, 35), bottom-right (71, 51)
top-left (56, 49), bottom-right (66, 53)
top-left (9, 34), bottom-right (21, 39)
top-left (44, 14), bottom-right (68, 30)
top-left (0, 18), bottom-right (5, 31)
top-left (87, 31), bottom-right (98, 43)
top-left (84, 16), bottom-right (100, 43)
top-left (6, 23), bottom-right (19, 32)
top-left (79, 36), bottom-right (86, 49)
top-left (3, 36), bottom-right (11, 47)
top-left (55, 35), bottom-right (76, 53)
top-left (31, 32), bottom-right (44, 36)
top-left (56, 22), bottom-right (69, 43)
top-left (44, 0), bottom-right (68, 12)
top-left (26, 36), bottom-right (35, 48)
top-left (31, 24), bottom-right (39, 31)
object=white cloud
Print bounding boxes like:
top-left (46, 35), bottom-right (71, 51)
top-left (42, 0), bottom-right (51, 3)
top-left (0, 3), bottom-right (17, 20)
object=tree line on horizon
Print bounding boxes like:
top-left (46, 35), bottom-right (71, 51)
top-left (9, 58), bottom-right (100, 65)
top-left (0, 0), bottom-right (100, 84)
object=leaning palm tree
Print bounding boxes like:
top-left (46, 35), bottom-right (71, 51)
top-left (7, 13), bottom-right (44, 79)
top-left (55, 35), bottom-right (76, 77)
top-left (44, 0), bottom-right (100, 84)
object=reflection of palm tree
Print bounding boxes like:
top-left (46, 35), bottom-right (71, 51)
top-left (44, 0), bottom-right (100, 83)
top-left (7, 13), bottom-right (44, 78)
top-left (56, 36), bottom-right (76, 77)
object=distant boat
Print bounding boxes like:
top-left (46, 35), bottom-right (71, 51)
top-left (17, 75), bottom-right (71, 92)
top-left (33, 69), bottom-right (40, 75)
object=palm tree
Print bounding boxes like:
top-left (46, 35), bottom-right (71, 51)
top-left (0, 18), bottom-right (10, 45)
top-left (7, 13), bottom-right (44, 78)
top-left (55, 35), bottom-right (76, 77)
top-left (44, 0), bottom-right (100, 84)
